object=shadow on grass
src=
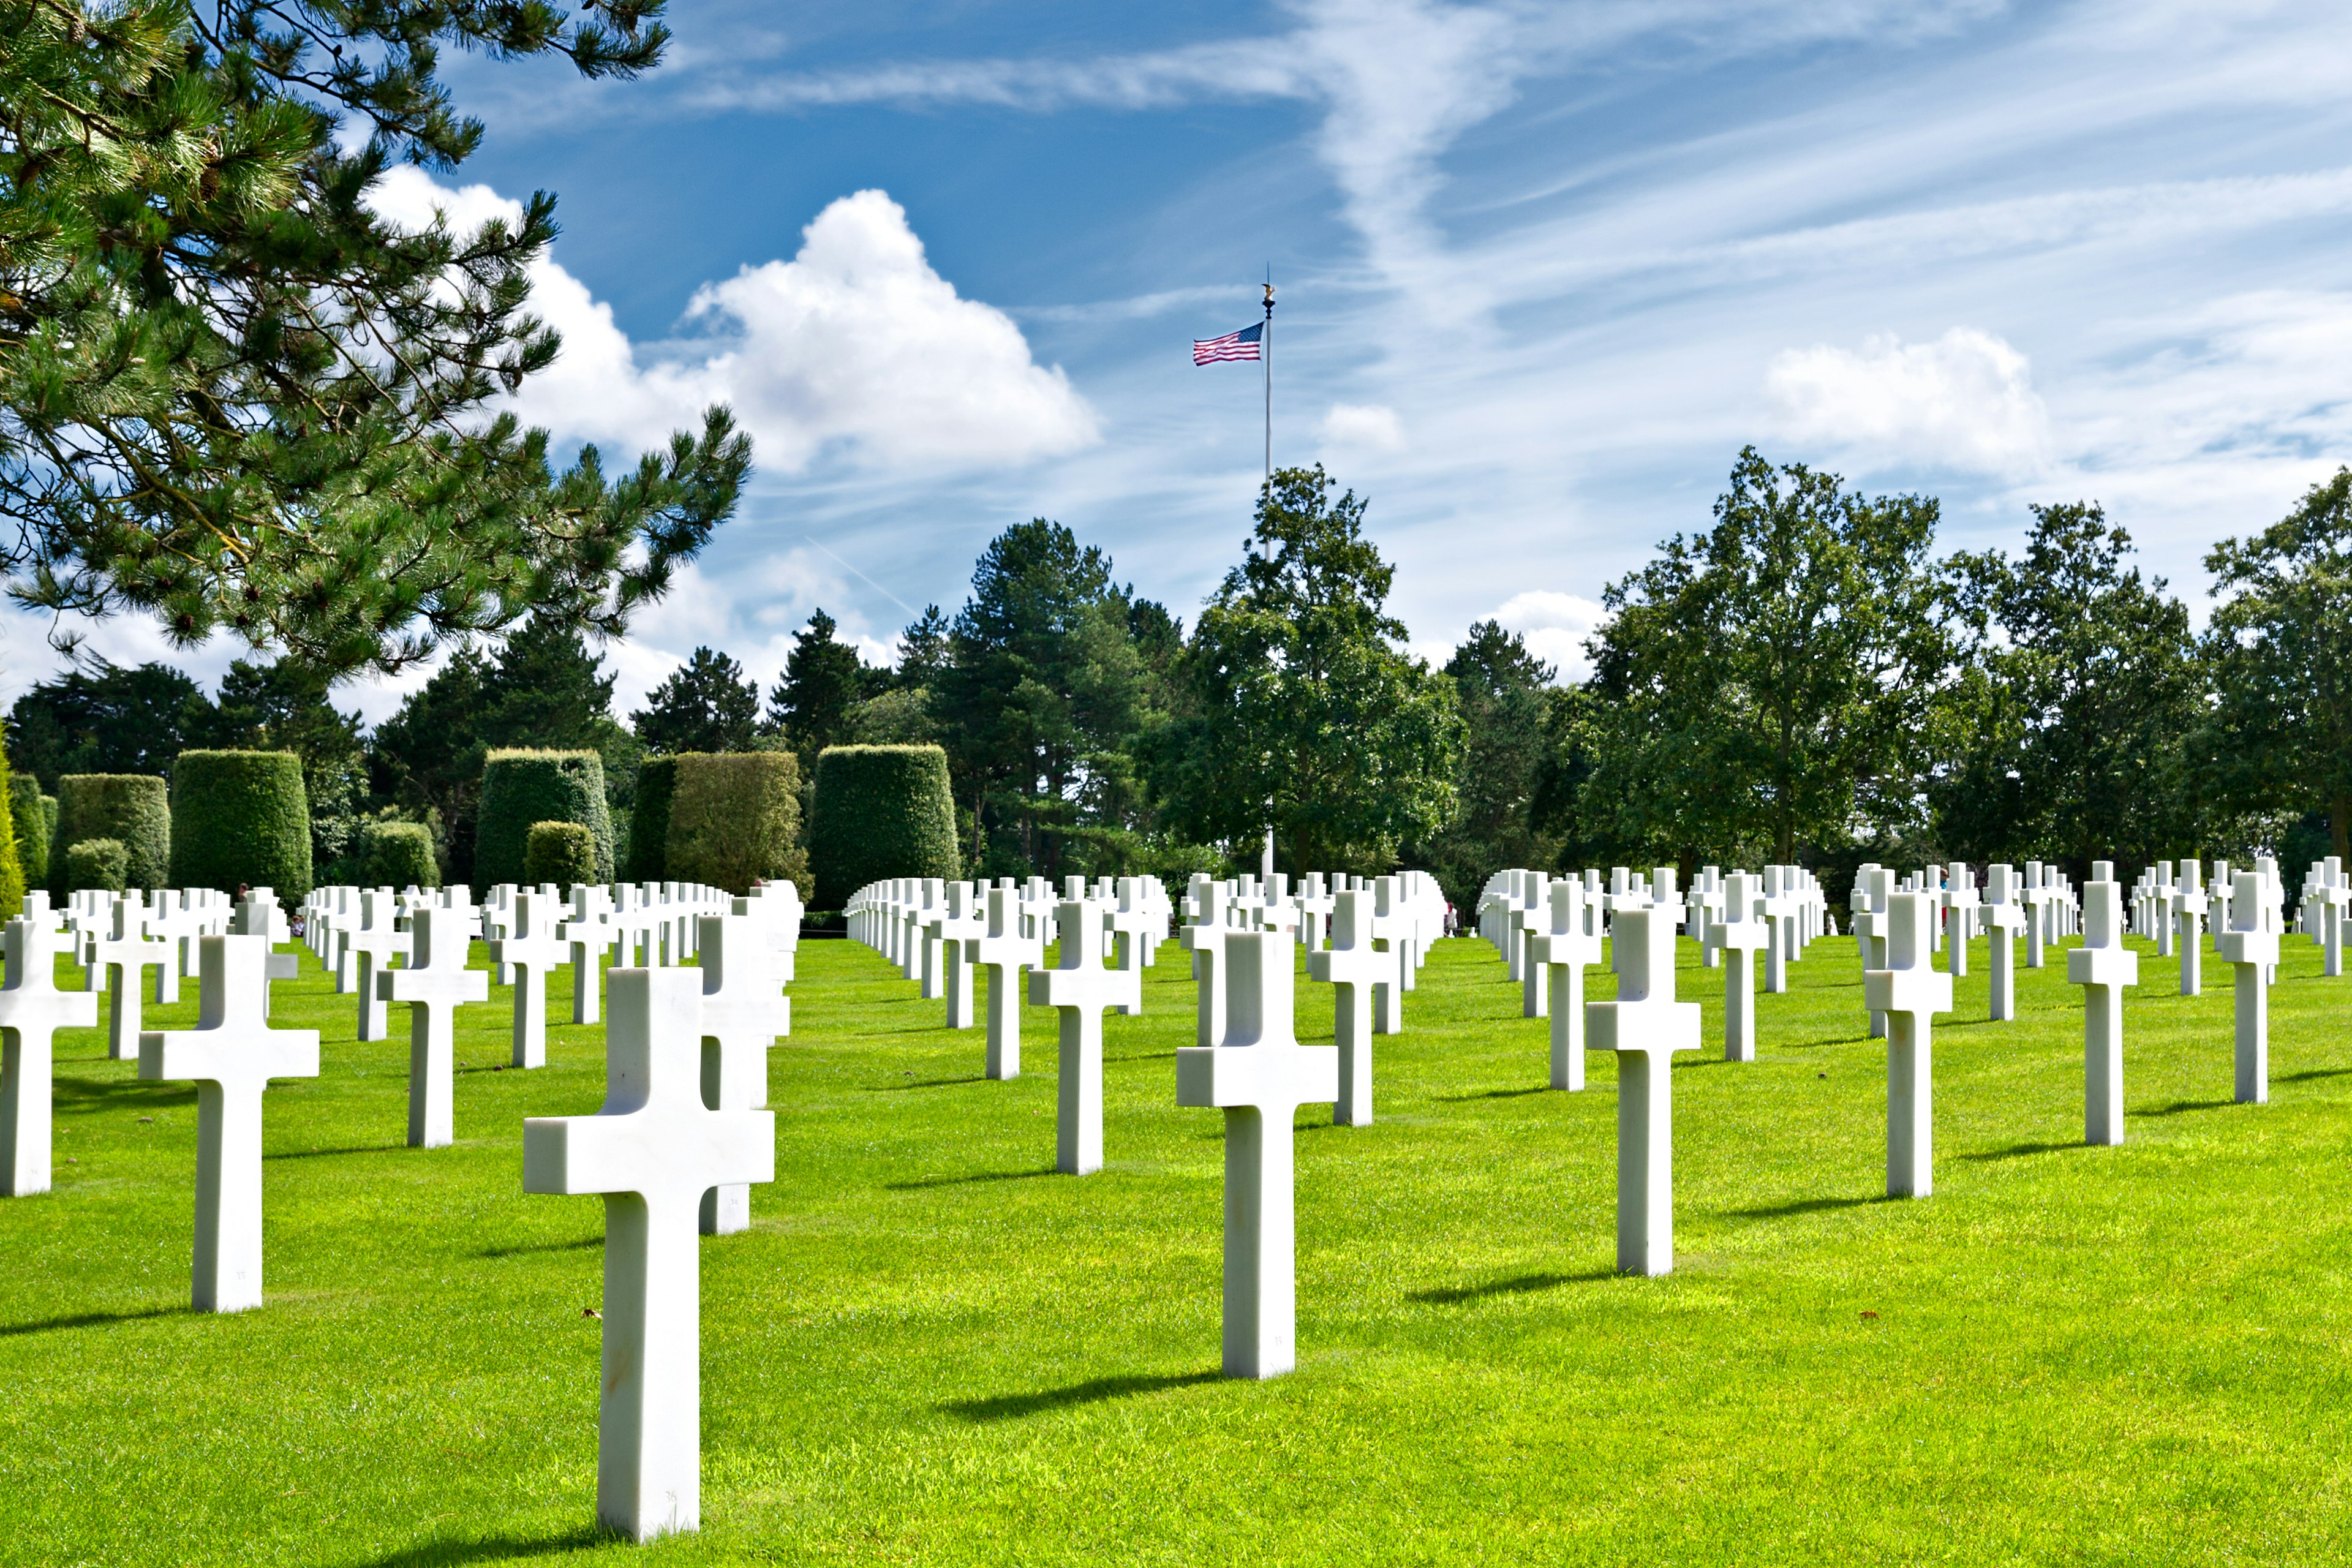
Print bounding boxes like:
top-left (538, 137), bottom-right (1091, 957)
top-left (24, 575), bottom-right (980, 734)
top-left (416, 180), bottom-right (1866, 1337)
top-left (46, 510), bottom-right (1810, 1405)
top-left (886, 1167), bottom-right (1057, 1190)
top-left (478, 1237), bottom-right (602, 1259)
top-left (1408, 1269), bottom-right (1611, 1305)
top-left (2138, 1099), bottom-right (2235, 1118)
top-left (353, 1526), bottom-right (613, 1566)
top-left (1954, 1141), bottom-right (2075, 1163)
top-left (943, 1370), bottom-right (1219, 1423)
top-left (0, 1303), bottom-right (184, 1338)
top-left (52, 1077), bottom-right (196, 1109)
top-left (867, 1074), bottom-right (987, 1091)
top-left (1111, 1050), bottom-right (1178, 1063)
top-left (266, 1144), bottom-right (412, 1161)
top-left (1728, 1193), bottom-right (1885, 1221)
top-left (1434, 1085), bottom-right (1554, 1102)
top-left (2278, 1065), bottom-right (2352, 1084)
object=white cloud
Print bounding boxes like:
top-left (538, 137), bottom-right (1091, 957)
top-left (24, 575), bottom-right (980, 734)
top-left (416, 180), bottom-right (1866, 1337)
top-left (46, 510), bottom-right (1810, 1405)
top-left (1321, 402), bottom-right (1406, 451)
top-left (369, 170), bottom-right (1097, 475)
top-left (1764, 327), bottom-right (2052, 478)
top-left (1490, 590), bottom-right (1607, 684)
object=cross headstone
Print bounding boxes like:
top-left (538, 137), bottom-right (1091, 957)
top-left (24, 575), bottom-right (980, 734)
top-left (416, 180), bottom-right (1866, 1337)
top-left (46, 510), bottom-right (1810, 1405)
top-left (137, 935), bottom-right (319, 1310)
top-left (490, 889), bottom-right (570, 1069)
top-left (88, 895), bottom-right (172, 1061)
top-left (929, 883), bottom-right (986, 1030)
top-left (967, 886), bottom-right (1031, 1079)
top-left (2068, 872), bottom-right (2138, 1145)
top-left (1306, 888), bottom-right (1389, 1121)
top-left (1944, 862), bottom-right (1979, 979)
top-left (1587, 907), bottom-right (1699, 1275)
top-left (1105, 878), bottom-right (1157, 1016)
top-left (1760, 865), bottom-right (1800, 993)
top-left (345, 889), bottom-right (407, 1041)
top-left (1366, 876), bottom-right (1411, 1035)
top-left (2174, 860), bottom-right (2209, 997)
top-left (1181, 881), bottom-right (1231, 1046)
top-left (695, 910), bottom-right (790, 1234)
top-left (1982, 864), bottom-right (2026, 1021)
top-left (1529, 878), bottom-right (1600, 1091)
top-left (1176, 929), bottom-right (1338, 1378)
top-left (380, 904), bottom-right (489, 1147)
top-left (560, 884), bottom-right (612, 1025)
top-left (1713, 871), bottom-right (1767, 1062)
top-left (1030, 898), bottom-right (1140, 1173)
top-left (1864, 892), bottom-right (1954, 1197)
top-left (2215, 870), bottom-right (2277, 1105)
top-left (522, 967), bottom-right (774, 1540)
top-left (1, 916), bottom-right (100, 1197)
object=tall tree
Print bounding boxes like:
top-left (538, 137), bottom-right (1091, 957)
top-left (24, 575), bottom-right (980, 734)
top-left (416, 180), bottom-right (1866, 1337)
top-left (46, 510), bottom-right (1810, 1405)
top-left (1410, 622), bottom-right (1561, 908)
top-left (2201, 467), bottom-right (2352, 861)
top-left (1, 0), bottom-right (750, 673)
top-left (1937, 503), bottom-right (2200, 876)
top-left (767, 609), bottom-right (872, 764)
top-left (6, 657), bottom-right (210, 787)
top-left (1575, 448), bottom-right (1948, 868)
top-left (894, 605), bottom-right (952, 691)
top-left (1153, 466), bottom-right (1463, 873)
top-left (631, 647), bottom-right (760, 754)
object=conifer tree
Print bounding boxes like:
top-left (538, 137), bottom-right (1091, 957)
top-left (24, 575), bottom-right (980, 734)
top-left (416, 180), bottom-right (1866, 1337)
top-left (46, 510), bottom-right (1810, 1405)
top-left (632, 647), bottom-right (760, 754)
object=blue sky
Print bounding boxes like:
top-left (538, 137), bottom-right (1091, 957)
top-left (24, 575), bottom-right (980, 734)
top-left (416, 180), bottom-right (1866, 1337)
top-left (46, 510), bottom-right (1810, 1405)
top-left (12, 0), bottom-right (2352, 718)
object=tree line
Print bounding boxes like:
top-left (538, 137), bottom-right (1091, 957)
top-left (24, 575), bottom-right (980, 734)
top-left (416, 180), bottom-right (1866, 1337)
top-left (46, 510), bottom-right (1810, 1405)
top-left (9, 451), bottom-right (2351, 910)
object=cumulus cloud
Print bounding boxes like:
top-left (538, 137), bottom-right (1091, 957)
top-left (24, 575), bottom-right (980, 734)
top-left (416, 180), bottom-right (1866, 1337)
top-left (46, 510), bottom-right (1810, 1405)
top-left (1764, 326), bottom-right (2053, 478)
top-left (1321, 402), bottom-right (1406, 451)
top-left (368, 170), bottom-right (1098, 474)
top-left (1491, 589), bottom-right (1607, 683)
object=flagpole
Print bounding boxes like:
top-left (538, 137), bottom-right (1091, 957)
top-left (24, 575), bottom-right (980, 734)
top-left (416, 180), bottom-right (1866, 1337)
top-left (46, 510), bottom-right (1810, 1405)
top-left (1261, 276), bottom-right (1276, 885)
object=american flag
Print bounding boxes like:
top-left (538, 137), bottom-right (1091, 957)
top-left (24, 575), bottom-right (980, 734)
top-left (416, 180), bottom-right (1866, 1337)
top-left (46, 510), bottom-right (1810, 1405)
top-left (1193, 322), bottom-right (1264, 364)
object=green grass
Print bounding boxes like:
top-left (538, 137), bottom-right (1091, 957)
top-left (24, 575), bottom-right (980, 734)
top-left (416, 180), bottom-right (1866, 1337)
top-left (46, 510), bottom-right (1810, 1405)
top-left (6, 922), bottom-right (2352, 1566)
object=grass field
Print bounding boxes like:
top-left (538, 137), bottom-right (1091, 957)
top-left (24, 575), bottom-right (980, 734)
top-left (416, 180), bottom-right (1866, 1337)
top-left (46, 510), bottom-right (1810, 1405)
top-left (6, 918), bottom-right (2352, 1566)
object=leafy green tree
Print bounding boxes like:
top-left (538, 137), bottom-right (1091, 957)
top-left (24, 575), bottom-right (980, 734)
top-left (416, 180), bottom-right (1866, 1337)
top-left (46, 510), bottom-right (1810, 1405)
top-left (2200, 468), bottom-right (2352, 861)
top-left (1408, 621), bottom-right (1561, 907)
top-left (631, 647), bottom-right (760, 754)
top-left (1153, 466), bottom-right (1463, 874)
top-left (1574, 448), bottom-right (1948, 869)
top-left (1937, 504), bottom-right (2201, 876)
top-left (766, 610), bottom-right (873, 764)
top-left (1, 0), bottom-right (750, 673)
top-left (894, 605), bottom-right (952, 691)
top-left (6, 658), bottom-right (209, 787)
top-left (194, 658), bottom-right (368, 876)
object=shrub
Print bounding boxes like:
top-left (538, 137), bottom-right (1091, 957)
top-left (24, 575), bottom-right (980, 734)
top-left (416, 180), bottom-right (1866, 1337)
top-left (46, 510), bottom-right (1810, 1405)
top-left (360, 821), bottom-right (440, 889)
top-left (666, 752), bottom-right (807, 895)
top-left (525, 820), bottom-right (598, 887)
top-left (54, 774), bottom-right (171, 893)
top-left (0, 729), bottom-right (20, 919)
top-left (64, 838), bottom-right (129, 894)
top-left (477, 750), bottom-right (612, 888)
top-left (168, 752), bottom-right (311, 897)
top-left (22, 790), bottom-right (56, 889)
top-left (627, 755), bottom-right (682, 882)
top-left (807, 744), bottom-right (959, 908)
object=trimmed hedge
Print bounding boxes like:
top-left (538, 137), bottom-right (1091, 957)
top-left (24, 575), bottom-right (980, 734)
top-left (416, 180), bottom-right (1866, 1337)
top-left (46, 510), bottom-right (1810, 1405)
top-left (55, 774), bottom-right (170, 893)
top-left (627, 755), bottom-right (681, 882)
top-left (807, 744), bottom-right (959, 908)
top-left (16, 785), bottom-right (55, 889)
top-left (0, 733), bottom-right (20, 919)
top-left (667, 752), bottom-right (807, 895)
top-left (170, 751), bottom-right (311, 896)
top-left (477, 750), bottom-right (612, 888)
top-left (525, 820), bottom-right (597, 887)
top-left (360, 821), bottom-right (440, 889)
top-left (65, 838), bottom-right (128, 894)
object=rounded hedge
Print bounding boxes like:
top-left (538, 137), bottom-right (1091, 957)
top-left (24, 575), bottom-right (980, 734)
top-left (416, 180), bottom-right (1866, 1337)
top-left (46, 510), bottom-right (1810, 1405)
top-left (477, 750), bottom-right (612, 889)
top-left (359, 821), bottom-right (440, 889)
top-left (55, 774), bottom-right (170, 893)
top-left (0, 736), bottom-right (21, 919)
top-left (667, 752), bottom-right (807, 895)
top-left (627, 755), bottom-right (681, 883)
top-left (169, 751), bottom-right (311, 897)
top-left (524, 820), bottom-right (598, 887)
top-left (808, 744), bottom-right (959, 909)
top-left (64, 838), bottom-right (129, 894)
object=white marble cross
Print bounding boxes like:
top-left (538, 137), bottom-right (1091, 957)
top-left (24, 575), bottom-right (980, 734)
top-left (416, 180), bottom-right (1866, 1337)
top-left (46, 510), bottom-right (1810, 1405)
top-left (137, 935), bottom-right (319, 1310)
top-left (929, 882), bottom-right (986, 1030)
top-left (694, 910), bottom-right (790, 1234)
top-left (1944, 862), bottom-right (1979, 979)
top-left (1181, 881), bottom-right (1231, 1047)
top-left (1030, 898), bottom-right (1140, 1174)
top-left (1529, 878), bottom-right (1600, 1090)
top-left (2068, 872), bottom-right (2138, 1145)
top-left (1711, 871), bottom-right (1767, 1061)
top-left (89, 896), bottom-right (172, 1061)
top-left (345, 889), bottom-right (407, 1041)
top-left (1, 916), bottom-right (100, 1197)
top-left (2024, 861), bottom-right (2051, 968)
top-left (1864, 892), bottom-right (1954, 1197)
top-left (560, 884), bottom-right (612, 1025)
top-left (523, 967), bottom-right (774, 1540)
top-left (1982, 864), bottom-right (2026, 1021)
top-left (380, 905), bottom-right (489, 1147)
top-left (2174, 860), bottom-right (2209, 997)
top-left (1177, 929), bottom-right (1337, 1378)
top-left (2216, 869), bottom-right (2277, 1105)
top-left (1306, 888), bottom-right (1387, 1121)
top-left (1588, 906), bottom-right (1699, 1275)
top-left (1366, 876), bottom-right (1411, 1035)
top-left (490, 889), bottom-right (570, 1069)
top-left (1759, 865), bottom-right (1800, 993)
top-left (967, 886), bottom-right (1033, 1079)
top-left (1105, 878), bottom-right (1157, 1016)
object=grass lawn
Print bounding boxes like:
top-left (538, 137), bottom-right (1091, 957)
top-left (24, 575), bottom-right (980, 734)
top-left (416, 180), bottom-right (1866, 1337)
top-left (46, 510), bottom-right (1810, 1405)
top-left (6, 919), bottom-right (2352, 1566)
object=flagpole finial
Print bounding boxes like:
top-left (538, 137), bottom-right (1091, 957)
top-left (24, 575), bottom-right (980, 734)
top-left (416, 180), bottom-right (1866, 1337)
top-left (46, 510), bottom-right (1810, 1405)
top-left (1263, 281), bottom-right (1275, 309)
